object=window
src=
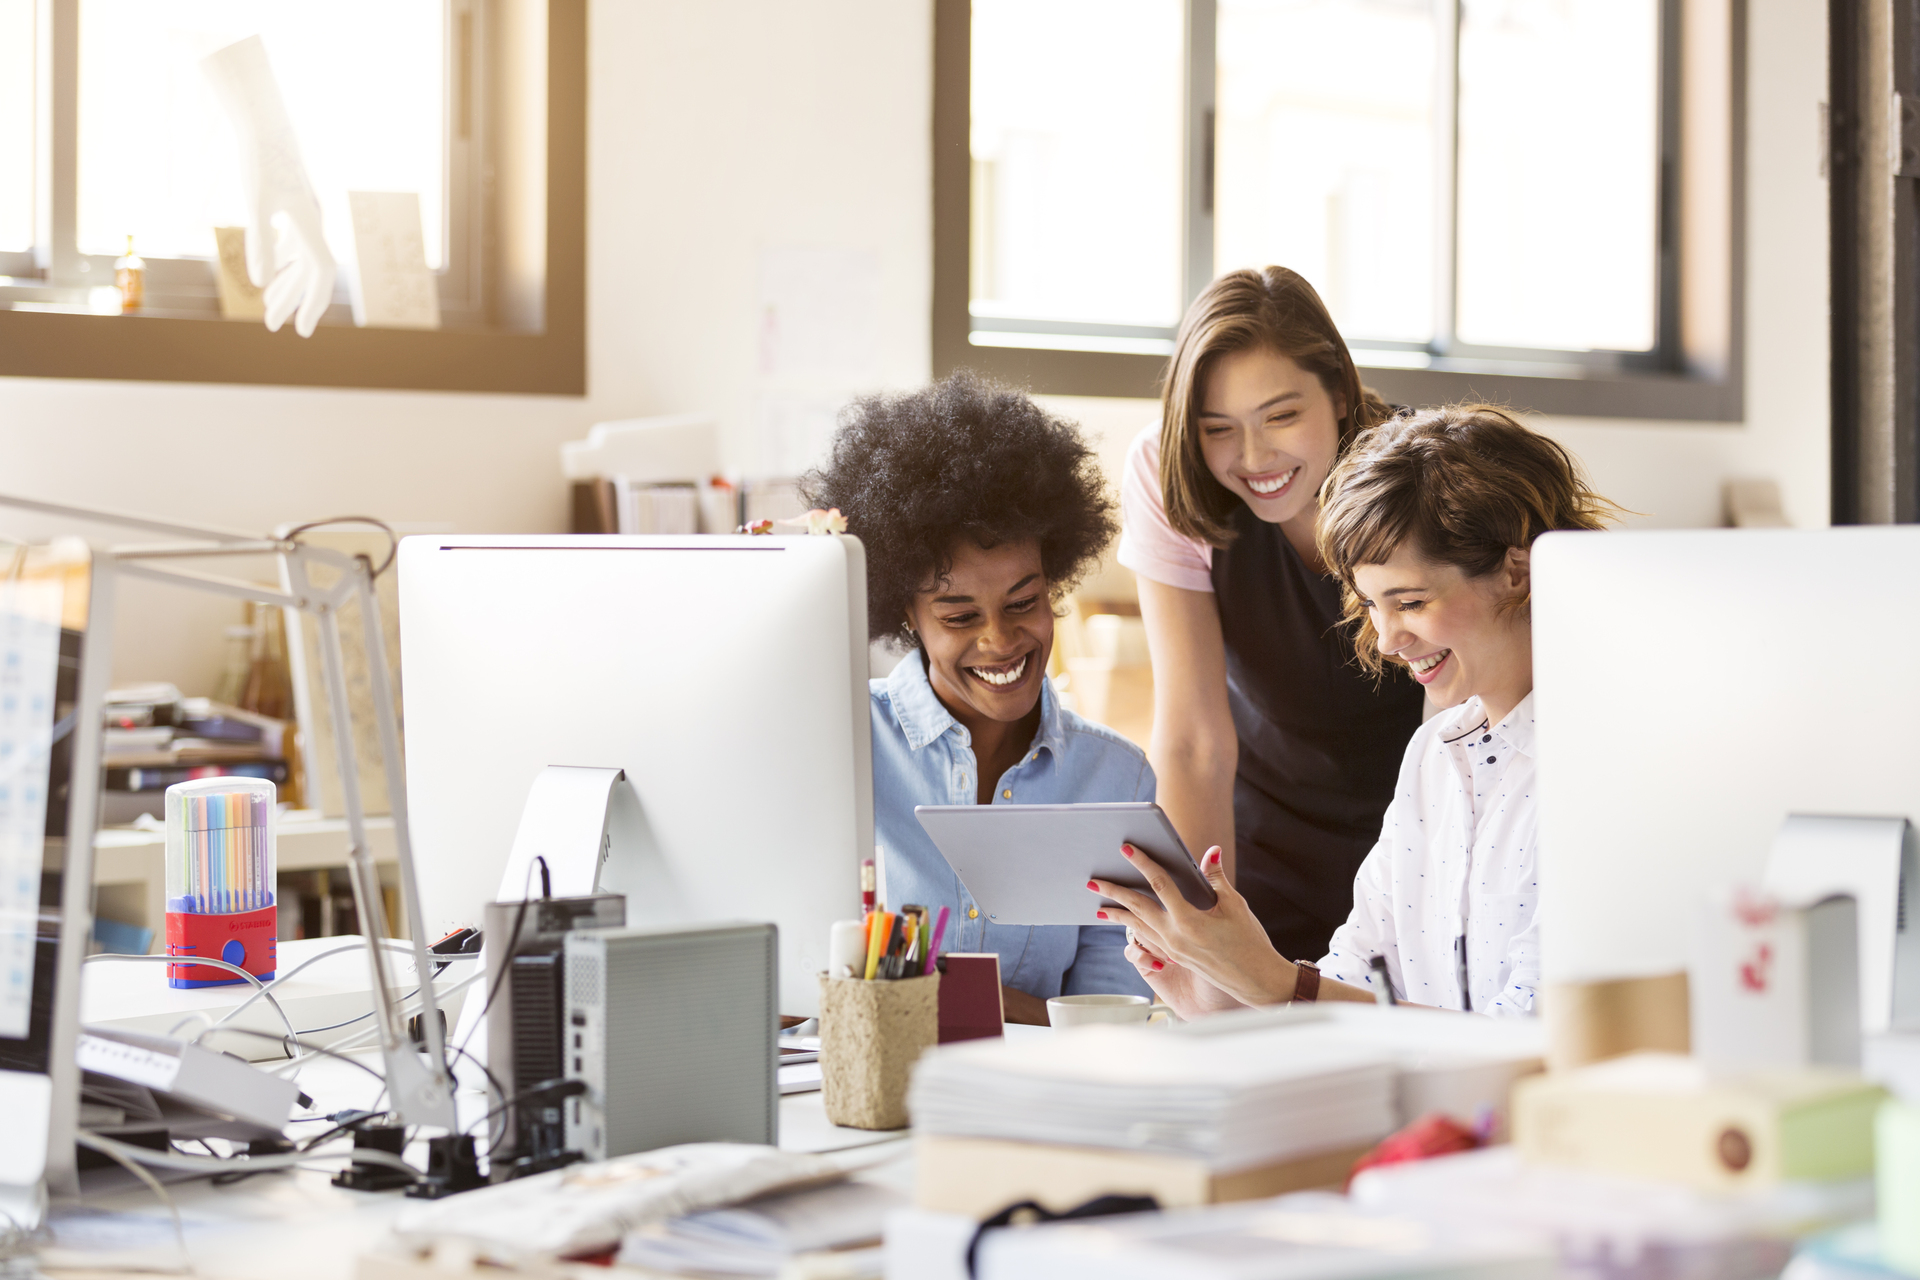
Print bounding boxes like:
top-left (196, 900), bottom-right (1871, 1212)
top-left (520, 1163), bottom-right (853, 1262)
top-left (934, 0), bottom-right (1741, 420)
top-left (0, 0), bottom-right (585, 394)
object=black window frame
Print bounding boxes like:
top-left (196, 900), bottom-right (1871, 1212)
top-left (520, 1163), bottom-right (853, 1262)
top-left (933, 0), bottom-right (1745, 421)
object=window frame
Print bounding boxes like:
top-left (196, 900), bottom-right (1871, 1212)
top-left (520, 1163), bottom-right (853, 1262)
top-left (933, 0), bottom-right (1744, 421)
top-left (0, 0), bottom-right (585, 395)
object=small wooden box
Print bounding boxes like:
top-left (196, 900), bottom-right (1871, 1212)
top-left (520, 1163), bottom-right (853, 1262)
top-left (913, 1133), bottom-right (1373, 1219)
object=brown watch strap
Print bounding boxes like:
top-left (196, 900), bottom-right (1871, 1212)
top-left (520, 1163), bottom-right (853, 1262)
top-left (1292, 961), bottom-right (1320, 1004)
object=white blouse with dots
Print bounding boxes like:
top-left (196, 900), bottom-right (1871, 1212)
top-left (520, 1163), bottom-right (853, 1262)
top-left (1318, 691), bottom-right (1540, 1016)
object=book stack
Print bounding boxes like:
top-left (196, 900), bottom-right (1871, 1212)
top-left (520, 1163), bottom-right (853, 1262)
top-left (101, 684), bottom-right (294, 824)
top-left (908, 1019), bottom-right (1400, 1216)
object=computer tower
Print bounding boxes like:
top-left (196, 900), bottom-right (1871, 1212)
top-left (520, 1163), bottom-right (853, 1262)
top-left (483, 892), bottom-right (624, 1169)
top-left (563, 922), bottom-right (778, 1159)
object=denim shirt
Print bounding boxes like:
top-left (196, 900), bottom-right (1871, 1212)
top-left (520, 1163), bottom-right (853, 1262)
top-left (870, 651), bottom-right (1155, 1001)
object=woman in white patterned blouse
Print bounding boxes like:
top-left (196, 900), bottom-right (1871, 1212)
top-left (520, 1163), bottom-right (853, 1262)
top-left (1091, 405), bottom-right (1619, 1018)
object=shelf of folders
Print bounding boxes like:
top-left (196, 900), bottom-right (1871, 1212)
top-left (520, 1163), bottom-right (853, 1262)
top-left (164, 777), bottom-right (278, 988)
top-left (818, 904), bottom-right (949, 1130)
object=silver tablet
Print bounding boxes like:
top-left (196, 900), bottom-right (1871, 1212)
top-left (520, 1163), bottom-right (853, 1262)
top-left (913, 802), bottom-right (1218, 927)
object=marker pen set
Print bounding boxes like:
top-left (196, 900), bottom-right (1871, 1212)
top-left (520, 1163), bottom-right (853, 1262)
top-left (164, 777), bottom-right (278, 988)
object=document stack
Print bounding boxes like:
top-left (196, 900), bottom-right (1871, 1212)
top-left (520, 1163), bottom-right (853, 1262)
top-left (909, 1019), bottom-right (1400, 1215)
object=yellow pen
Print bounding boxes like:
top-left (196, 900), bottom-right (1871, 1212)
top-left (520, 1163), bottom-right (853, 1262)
top-left (864, 911), bottom-right (892, 980)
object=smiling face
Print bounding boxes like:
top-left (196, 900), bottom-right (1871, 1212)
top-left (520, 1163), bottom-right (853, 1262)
top-left (1351, 541), bottom-right (1535, 724)
top-left (905, 538), bottom-right (1053, 728)
top-left (1196, 347), bottom-right (1346, 529)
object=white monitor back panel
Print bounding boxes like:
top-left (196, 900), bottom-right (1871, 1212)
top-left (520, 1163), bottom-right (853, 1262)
top-left (1532, 528), bottom-right (1920, 987)
top-left (398, 536), bottom-right (871, 1016)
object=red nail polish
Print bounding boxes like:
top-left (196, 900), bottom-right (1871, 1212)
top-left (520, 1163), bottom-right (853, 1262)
top-left (1152, 961), bottom-right (1164, 971)
top-left (1087, 880), bottom-right (1099, 891)
top-left (1121, 845), bottom-right (1135, 857)
top-left (1096, 911), bottom-right (1108, 919)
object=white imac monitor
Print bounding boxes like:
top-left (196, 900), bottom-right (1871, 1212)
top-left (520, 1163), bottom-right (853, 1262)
top-left (397, 535), bottom-right (873, 1017)
top-left (1532, 527), bottom-right (1920, 1029)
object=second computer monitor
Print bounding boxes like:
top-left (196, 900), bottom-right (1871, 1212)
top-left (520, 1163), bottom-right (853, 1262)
top-left (398, 535), bottom-right (873, 1017)
top-left (1532, 527), bottom-right (1920, 1029)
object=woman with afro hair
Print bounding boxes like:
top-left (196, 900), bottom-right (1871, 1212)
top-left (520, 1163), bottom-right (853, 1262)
top-left (803, 372), bottom-right (1153, 1023)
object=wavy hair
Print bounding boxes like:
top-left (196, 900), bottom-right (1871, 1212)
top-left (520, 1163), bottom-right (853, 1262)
top-left (1316, 404), bottom-right (1623, 674)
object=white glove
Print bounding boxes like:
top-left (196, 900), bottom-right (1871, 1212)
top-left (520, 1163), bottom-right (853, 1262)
top-left (201, 37), bottom-right (336, 338)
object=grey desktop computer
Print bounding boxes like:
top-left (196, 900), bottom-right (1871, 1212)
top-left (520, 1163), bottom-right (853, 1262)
top-left (563, 922), bottom-right (778, 1160)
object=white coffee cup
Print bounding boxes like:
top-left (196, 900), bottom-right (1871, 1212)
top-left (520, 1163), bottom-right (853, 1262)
top-left (1046, 993), bottom-right (1169, 1028)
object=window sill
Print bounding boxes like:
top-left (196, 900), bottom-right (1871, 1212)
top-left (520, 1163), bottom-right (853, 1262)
top-left (0, 306), bottom-right (584, 395)
top-left (936, 336), bottom-right (1741, 423)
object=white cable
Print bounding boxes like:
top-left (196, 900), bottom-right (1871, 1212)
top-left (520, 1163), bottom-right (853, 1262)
top-left (260, 968), bottom-right (486, 1078)
top-left (82, 953), bottom-right (301, 1056)
top-left (204, 940), bottom-right (456, 1034)
top-left (77, 1130), bottom-right (415, 1178)
top-left (72, 1135), bottom-right (195, 1275)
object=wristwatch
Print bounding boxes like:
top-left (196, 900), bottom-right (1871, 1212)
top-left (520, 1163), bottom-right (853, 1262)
top-left (1292, 960), bottom-right (1320, 1004)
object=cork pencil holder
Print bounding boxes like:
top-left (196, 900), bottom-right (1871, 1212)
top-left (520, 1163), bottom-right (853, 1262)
top-left (819, 971), bottom-right (941, 1130)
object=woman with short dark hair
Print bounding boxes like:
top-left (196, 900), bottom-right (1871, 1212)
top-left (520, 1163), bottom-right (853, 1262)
top-left (803, 371), bottom-right (1153, 1024)
top-left (1096, 405), bottom-right (1620, 1018)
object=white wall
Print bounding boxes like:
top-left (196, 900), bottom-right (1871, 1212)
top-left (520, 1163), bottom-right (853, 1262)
top-left (0, 0), bottom-right (932, 693)
top-left (0, 0), bottom-right (1822, 691)
top-left (1044, 0), bottom-right (1829, 538)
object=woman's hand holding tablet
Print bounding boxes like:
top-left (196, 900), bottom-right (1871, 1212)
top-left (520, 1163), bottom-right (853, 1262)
top-left (1090, 844), bottom-right (1303, 1016)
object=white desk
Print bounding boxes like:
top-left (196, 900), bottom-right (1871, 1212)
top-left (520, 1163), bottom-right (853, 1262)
top-left (49, 1036), bottom-right (915, 1279)
top-left (52, 953), bottom-right (958, 1278)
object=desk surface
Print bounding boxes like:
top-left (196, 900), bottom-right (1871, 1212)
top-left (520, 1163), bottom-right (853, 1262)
top-left (45, 1008), bottom-right (1004, 1277)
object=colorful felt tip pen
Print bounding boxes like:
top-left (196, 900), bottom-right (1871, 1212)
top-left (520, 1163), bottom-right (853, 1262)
top-left (861, 857), bottom-right (876, 916)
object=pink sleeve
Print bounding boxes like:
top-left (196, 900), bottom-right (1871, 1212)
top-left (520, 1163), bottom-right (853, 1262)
top-left (1117, 424), bottom-right (1214, 593)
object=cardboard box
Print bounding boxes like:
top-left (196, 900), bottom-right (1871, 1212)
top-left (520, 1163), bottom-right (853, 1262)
top-left (1513, 1051), bottom-right (1884, 1190)
top-left (913, 1133), bottom-right (1374, 1219)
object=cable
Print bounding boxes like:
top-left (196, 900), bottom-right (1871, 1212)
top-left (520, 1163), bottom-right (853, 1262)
top-left (73, 1135), bottom-right (194, 1275)
top-left (77, 1130), bottom-right (415, 1179)
top-left (281, 516), bottom-right (399, 579)
top-left (280, 967), bottom-right (486, 1059)
top-left (201, 939), bottom-right (435, 1036)
top-left (453, 861), bottom-right (544, 1064)
top-left (83, 953), bottom-right (300, 1057)
top-left (199, 1026), bottom-right (388, 1086)
top-left (465, 1076), bottom-right (586, 1143)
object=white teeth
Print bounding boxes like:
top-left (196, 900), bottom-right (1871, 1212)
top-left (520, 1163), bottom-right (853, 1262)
top-left (1247, 468), bottom-right (1299, 496)
top-left (969, 655), bottom-right (1028, 687)
top-left (1410, 650), bottom-right (1449, 674)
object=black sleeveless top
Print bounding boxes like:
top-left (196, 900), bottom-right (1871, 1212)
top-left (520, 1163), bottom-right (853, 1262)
top-left (1209, 502), bottom-right (1425, 963)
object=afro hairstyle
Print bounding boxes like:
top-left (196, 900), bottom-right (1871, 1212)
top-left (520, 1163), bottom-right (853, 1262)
top-left (801, 370), bottom-right (1118, 649)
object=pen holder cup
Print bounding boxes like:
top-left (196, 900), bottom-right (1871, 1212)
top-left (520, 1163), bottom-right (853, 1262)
top-left (819, 970), bottom-right (941, 1130)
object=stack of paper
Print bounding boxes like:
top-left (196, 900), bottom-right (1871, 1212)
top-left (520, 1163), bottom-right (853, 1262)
top-left (908, 1021), bottom-right (1398, 1170)
top-left (964, 1191), bottom-right (1554, 1280)
top-left (617, 1180), bottom-right (900, 1276)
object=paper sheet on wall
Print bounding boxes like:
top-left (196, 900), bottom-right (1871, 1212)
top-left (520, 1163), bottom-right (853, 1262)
top-left (0, 580), bottom-right (62, 1040)
top-left (756, 247), bottom-right (882, 384)
top-left (348, 191), bottom-right (441, 330)
top-left (754, 247), bottom-right (881, 477)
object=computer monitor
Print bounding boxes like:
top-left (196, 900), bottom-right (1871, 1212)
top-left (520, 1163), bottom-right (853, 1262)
top-left (397, 535), bottom-right (873, 1018)
top-left (0, 546), bottom-right (108, 1217)
top-left (1532, 527), bottom-right (1920, 1030)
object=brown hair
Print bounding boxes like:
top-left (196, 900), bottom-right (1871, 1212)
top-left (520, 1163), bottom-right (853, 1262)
top-left (1158, 267), bottom-right (1392, 546)
top-left (1316, 404), bottom-right (1623, 675)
